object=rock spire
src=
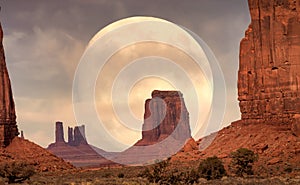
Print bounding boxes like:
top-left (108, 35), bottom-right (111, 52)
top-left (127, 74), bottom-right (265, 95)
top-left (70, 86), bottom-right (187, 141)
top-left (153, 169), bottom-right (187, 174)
top-left (0, 23), bottom-right (18, 147)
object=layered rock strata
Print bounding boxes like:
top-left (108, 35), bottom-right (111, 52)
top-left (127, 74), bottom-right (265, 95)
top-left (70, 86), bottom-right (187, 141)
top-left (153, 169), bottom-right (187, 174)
top-left (135, 90), bottom-right (191, 146)
top-left (238, 0), bottom-right (300, 123)
top-left (47, 122), bottom-right (115, 167)
top-left (171, 0), bottom-right (300, 177)
top-left (110, 90), bottom-right (191, 165)
top-left (0, 23), bottom-right (18, 147)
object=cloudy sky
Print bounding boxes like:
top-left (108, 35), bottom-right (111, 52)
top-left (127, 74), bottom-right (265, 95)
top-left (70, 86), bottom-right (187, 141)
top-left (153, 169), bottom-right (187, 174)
top-left (0, 0), bottom-right (250, 151)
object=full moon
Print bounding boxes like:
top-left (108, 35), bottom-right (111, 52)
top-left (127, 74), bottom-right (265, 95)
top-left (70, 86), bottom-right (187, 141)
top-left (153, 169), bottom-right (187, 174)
top-left (73, 16), bottom-right (222, 152)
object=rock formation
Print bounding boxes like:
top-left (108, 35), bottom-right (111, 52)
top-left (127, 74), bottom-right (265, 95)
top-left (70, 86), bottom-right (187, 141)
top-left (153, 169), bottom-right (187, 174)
top-left (52, 121), bottom-right (88, 146)
top-left (1, 137), bottom-right (74, 172)
top-left (48, 91), bottom-right (191, 165)
top-left (108, 90), bottom-right (191, 165)
top-left (67, 127), bottom-right (73, 144)
top-left (20, 130), bottom-right (24, 139)
top-left (55, 121), bottom-right (65, 143)
top-left (173, 0), bottom-right (300, 176)
top-left (0, 20), bottom-right (74, 172)
top-left (238, 0), bottom-right (300, 123)
top-left (135, 90), bottom-right (191, 146)
top-left (47, 122), bottom-right (115, 167)
top-left (0, 23), bottom-right (18, 147)
top-left (72, 125), bottom-right (88, 145)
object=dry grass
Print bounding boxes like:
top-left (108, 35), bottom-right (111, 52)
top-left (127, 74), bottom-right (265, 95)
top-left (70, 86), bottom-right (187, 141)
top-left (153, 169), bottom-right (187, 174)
top-left (5, 164), bottom-right (296, 185)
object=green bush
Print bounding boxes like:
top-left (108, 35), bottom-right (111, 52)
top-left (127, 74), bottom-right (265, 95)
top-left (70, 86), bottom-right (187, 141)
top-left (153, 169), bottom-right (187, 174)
top-left (230, 148), bottom-right (258, 176)
top-left (0, 161), bottom-right (35, 183)
top-left (198, 156), bottom-right (226, 180)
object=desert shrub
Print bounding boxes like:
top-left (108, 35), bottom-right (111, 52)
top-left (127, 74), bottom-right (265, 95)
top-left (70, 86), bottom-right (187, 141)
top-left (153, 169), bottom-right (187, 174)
top-left (102, 172), bottom-right (112, 178)
top-left (230, 148), bottom-right (258, 176)
top-left (0, 161), bottom-right (35, 183)
top-left (117, 172), bottom-right (124, 178)
top-left (284, 166), bottom-right (293, 173)
top-left (141, 158), bottom-right (204, 184)
top-left (142, 159), bottom-right (169, 183)
top-left (181, 168), bottom-right (199, 184)
top-left (198, 156), bottom-right (226, 180)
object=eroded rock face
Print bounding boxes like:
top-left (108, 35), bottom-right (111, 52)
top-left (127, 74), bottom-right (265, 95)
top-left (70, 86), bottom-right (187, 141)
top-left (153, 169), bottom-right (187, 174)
top-left (47, 122), bottom-right (115, 167)
top-left (0, 23), bottom-right (18, 147)
top-left (69, 125), bottom-right (88, 146)
top-left (238, 0), bottom-right (300, 122)
top-left (291, 118), bottom-right (300, 136)
top-left (135, 90), bottom-right (191, 146)
top-left (55, 121), bottom-right (65, 143)
top-left (51, 122), bottom-right (88, 146)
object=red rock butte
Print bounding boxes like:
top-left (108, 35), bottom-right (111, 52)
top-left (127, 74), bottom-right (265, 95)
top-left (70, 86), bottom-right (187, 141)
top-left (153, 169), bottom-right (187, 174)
top-left (47, 122), bottom-right (115, 167)
top-left (47, 90), bottom-right (192, 166)
top-left (238, 0), bottom-right (300, 124)
top-left (135, 90), bottom-right (191, 146)
top-left (0, 23), bottom-right (18, 147)
top-left (107, 90), bottom-right (192, 165)
top-left (48, 121), bottom-right (88, 147)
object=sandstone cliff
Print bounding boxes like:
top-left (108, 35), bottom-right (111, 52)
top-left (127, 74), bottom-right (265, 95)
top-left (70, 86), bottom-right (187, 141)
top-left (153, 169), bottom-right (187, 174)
top-left (173, 0), bottom-right (300, 176)
top-left (108, 90), bottom-right (192, 165)
top-left (0, 23), bottom-right (18, 147)
top-left (135, 90), bottom-right (191, 146)
top-left (0, 21), bottom-right (74, 172)
top-left (238, 0), bottom-right (300, 123)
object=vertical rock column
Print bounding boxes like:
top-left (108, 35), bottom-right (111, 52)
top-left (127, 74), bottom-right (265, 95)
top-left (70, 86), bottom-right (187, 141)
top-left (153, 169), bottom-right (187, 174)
top-left (68, 127), bottom-right (74, 145)
top-left (0, 23), bottom-right (18, 147)
top-left (55, 121), bottom-right (65, 143)
top-left (73, 125), bottom-right (87, 145)
top-left (238, 0), bottom-right (300, 122)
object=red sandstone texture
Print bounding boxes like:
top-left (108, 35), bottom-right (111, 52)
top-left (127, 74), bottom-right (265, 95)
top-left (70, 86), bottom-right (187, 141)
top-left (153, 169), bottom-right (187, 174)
top-left (172, 121), bottom-right (300, 176)
top-left (0, 21), bottom-right (74, 172)
top-left (172, 0), bottom-right (300, 176)
top-left (0, 23), bottom-right (18, 147)
top-left (135, 90), bottom-right (191, 146)
top-left (238, 0), bottom-right (300, 123)
top-left (47, 91), bottom-right (192, 166)
top-left (47, 122), bottom-right (115, 167)
top-left (0, 137), bottom-right (74, 172)
top-left (110, 90), bottom-right (192, 165)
